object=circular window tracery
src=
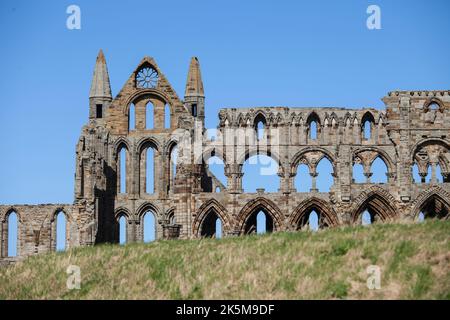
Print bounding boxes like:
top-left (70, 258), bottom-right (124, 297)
top-left (136, 67), bottom-right (158, 89)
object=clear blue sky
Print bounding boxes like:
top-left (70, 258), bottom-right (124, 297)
top-left (1, 0), bottom-right (449, 206)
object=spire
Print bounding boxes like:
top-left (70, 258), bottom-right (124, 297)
top-left (185, 57), bottom-right (204, 97)
top-left (89, 49), bottom-right (112, 100)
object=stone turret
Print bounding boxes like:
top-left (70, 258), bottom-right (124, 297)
top-left (89, 49), bottom-right (112, 121)
top-left (184, 57), bottom-right (205, 125)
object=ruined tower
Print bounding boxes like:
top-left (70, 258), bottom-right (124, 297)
top-left (1, 52), bottom-right (449, 263)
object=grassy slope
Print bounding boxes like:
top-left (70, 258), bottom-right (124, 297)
top-left (0, 221), bottom-right (449, 300)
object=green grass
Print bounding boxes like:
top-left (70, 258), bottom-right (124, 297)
top-left (0, 220), bottom-right (449, 300)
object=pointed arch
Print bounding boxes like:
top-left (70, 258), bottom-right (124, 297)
top-left (193, 199), bottom-right (231, 237)
top-left (51, 208), bottom-right (70, 252)
top-left (136, 202), bottom-right (162, 221)
top-left (411, 186), bottom-right (450, 220)
top-left (350, 187), bottom-right (397, 223)
top-left (116, 142), bottom-right (130, 194)
top-left (353, 147), bottom-right (396, 178)
top-left (361, 111), bottom-right (375, 140)
top-left (306, 112), bottom-right (321, 140)
top-left (423, 98), bottom-right (445, 113)
top-left (291, 147), bottom-right (337, 176)
top-left (290, 197), bottom-right (339, 230)
top-left (236, 197), bottom-right (283, 234)
top-left (2, 209), bottom-right (20, 258)
top-left (254, 112), bottom-right (267, 141)
top-left (114, 208), bottom-right (131, 244)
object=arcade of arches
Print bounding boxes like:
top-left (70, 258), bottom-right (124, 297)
top-left (1, 53), bottom-right (449, 262)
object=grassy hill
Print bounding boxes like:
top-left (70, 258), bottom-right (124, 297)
top-left (0, 221), bottom-right (449, 300)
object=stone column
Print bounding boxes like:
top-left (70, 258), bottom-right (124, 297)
top-left (310, 172), bottom-right (318, 192)
top-left (430, 162), bottom-right (437, 184)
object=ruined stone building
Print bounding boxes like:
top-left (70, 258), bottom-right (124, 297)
top-left (1, 51), bottom-right (449, 262)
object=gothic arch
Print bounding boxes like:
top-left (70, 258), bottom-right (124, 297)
top-left (137, 137), bottom-right (161, 154)
top-left (410, 138), bottom-right (450, 162)
top-left (411, 186), bottom-right (450, 219)
top-left (423, 97), bottom-right (445, 113)
top-left (350, 186), bottom-right (397, 223)
top-left (165, 207), bottom-right (176, 223)
top-left (237, 147), bottom-right (282, 167)
top-left (51, 208), bottom-right (70, 223)
top-left (353, 147), bottom-right (396, 174)
top-left (197, 146), bottom-right (227, 166)
top-left (289, 197), bottom-right (339, 230)
top-left (306, 112), bottom-right (321, 125)
top-left (114, 207), bottom-right (131, 220)
top-left (164, 138), bottom-right (179, 157)
top-left (361, 111), bottom-right (376, 125)
top-left (291, 147), bottom-right (337, 174)
top-left (193, 199), bottom-right (231, 237)
top-left (136, 202), bottom-right (162, 221)
top-left (124, 90), bottom-right (172, 116)
top-left (1, 207), bottom-right (22, 223)
top-left (253, 111), bottom-right (268, 126)
top-left (236, 197), bottom-right (284, 234)
top-left (114, 137), bottom-right (131, 155)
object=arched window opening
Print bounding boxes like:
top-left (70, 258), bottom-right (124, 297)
top-left (169, 145), bottom-right (178, 191)
top-left (244, 209), bottom-right (274, 235)
top-left (361, 113), bottom-right (375, 141)
top-left (316, 158), bottom-right (334, 192)
top-left (417, 212), bottom-right (425, 223)
top-left (362, 210), bottom-right (372, 226)
top-left (119, 147), bottom-right (127, 194)
top-left (129, 104), bottom-right (135, 131)
top-left (215, 219), bottom-right (222, 239)
top-left (353, 163), bottom-right (365, 183)
top-left (146, 102), bottom-right (154, 129)
top-left (192, 104), bottom-right (197, 118)
top-left (295, 164), bottom-right (311, 192)
top-left (254, 114), bottom-right (267, 141)
top-left (363, 121), bottom-right (371, 140)
top-left (146, 148), bottom-right (155, 194)
top-left (143, 211), bottom-right (156, 243)
top-left (242, 155), bottom-right (279, 193)
top-left (215, 187), bottom-right (221, 193)
top-left (308, 211), bottom-right (319, 232)
top-left (256, 121), bottom-right (265, 141)
top-left (412, 164), bottom-right (421, 183)
top-left (56, 211), bottom-right (66, 252)
top-left (164, 104), bottom-right (171, 129)
top-left (419, 196), bottom-right (449, 220)
top-left (119, 216), bottom-right (127, 245)
top-left (208, 156), bottom-right (226, 188)
top-left (7, 211), bottom-right (18, 257)
top-left (307, 113), bottom-right (321, 141)
top-left (371, 157), bottom-right (388, 184)
top-left (168, 213), bottom-right (175, 224)
top-left (428, 103), bottom-right (440, 111)
top-left (256, 211), bottom-right (266, 234)
top-left (310, 121), bottom-right (317, 140)
top-left (200, 210), bottom-right (222, 238)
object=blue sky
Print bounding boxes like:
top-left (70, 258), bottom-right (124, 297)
top-left (1, 0), bottom-right (449, 204)
top-left (1, 1), bottom-right (449, 250)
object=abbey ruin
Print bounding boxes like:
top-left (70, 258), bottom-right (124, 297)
top-left (1, 51), bottom-right (449, 262)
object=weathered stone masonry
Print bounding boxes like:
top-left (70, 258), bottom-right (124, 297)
top-left (1, 51), bottom-right (449, 262)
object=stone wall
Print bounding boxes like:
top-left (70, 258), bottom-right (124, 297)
top-left (1, 53), bottom-right (449, 262)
